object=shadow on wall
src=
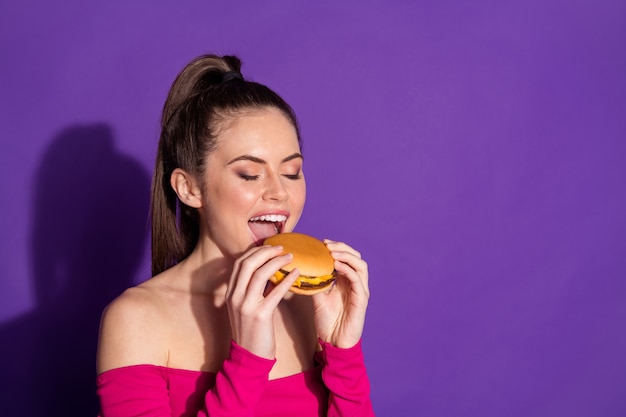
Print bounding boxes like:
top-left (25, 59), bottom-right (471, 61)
top-left (0, 124), bottom-right (150, 416)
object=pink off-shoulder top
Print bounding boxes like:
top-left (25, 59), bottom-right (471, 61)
top-left (96, 339), bottom-right (374, 417)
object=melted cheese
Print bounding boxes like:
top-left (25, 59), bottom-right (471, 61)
top-left (274, 269), bottom-right (336, 288)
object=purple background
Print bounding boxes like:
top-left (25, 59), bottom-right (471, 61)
top-left (1, 1), bottom-right (625, 416)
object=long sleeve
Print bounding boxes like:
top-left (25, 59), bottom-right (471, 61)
top-left (318, 339), bottom-right (375, 417)
top-left (203, 341), bottom-right (276, 416)
top-left (97, 340), bottom-right (276, 417)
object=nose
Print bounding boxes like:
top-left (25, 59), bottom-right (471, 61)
top-left (263, 173), bottom-right (288, 202)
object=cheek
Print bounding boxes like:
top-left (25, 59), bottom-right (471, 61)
top-left (206, 179), bottom-right (255, 215)
top-left (222, 187), bottom-right (257, 211)
top-left (290, 181), bottom-right (307, 211)
top-left (298, 184), bottom-right (306, 206)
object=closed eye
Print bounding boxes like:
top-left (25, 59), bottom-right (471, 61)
top-left (239, 173), bottom-right (260, 181)
top-left (283, 173), bottom-right (303, 180)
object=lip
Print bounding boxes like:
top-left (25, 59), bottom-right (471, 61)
top-left (248, 210), bottom-right (290, 245)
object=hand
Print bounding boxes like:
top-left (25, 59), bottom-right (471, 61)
top-left (225, 245), bottom-right (299, 359)
top-left (312, 240), bottom-right (370, 348)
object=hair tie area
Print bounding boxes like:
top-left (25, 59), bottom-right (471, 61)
top-left (222, 71), bottom-right (243, 83)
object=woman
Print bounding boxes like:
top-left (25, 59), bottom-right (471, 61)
top-left (96, 54), bottom-right (373, 416)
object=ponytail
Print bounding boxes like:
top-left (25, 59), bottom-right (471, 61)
top-left (150, 141), bottom-right (197, 275)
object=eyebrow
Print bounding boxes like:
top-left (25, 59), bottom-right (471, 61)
top-left (227, 152), bottom-right (304, 165)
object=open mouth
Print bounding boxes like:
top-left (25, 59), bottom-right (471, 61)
top-left (248, 214), bottom-right (287, 245)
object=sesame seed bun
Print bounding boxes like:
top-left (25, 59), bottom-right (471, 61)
top-left (263, 232), bottom-right (336, 295)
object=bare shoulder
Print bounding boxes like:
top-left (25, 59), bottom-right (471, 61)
top-left (96, 281), bottom-right (171, 374)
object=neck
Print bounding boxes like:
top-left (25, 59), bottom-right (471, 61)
top-left (180, 241), bottom-right (233, 295)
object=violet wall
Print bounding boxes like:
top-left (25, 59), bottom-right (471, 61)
top-left (1, 1), bottom-right (625, 416)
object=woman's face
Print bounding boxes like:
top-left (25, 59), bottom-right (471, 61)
top-left (199, 107), bottom-right (306, 258)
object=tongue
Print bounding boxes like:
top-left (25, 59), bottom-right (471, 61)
top-left (249, 221), bottom-right (278, 244)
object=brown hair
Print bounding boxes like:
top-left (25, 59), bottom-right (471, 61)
top-left (150, 54), bottom-right (301, 275)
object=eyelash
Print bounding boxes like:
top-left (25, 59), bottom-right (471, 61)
top-left (284, 173), bottom-right (303, 180)
top-left (238, 173), bottom-right (302, 181)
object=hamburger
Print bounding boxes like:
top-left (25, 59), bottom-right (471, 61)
top-left (263, 232), bottom-right (336, 295)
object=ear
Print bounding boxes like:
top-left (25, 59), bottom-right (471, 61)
top-left (170, 168), bottom-right (203, 208)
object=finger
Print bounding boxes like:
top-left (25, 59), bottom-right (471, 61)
top-left (262, 268), bottom-right (300, 307)
top-left (334, 260), bottom-right (370, 297)
top-left (329, 250), bottom-right (368, 285)
top-left (323, 240), bottom-right (367, 284)
top-left (228, 245), bottom-right (284, 301)
top-left (245, 252), bottom-right (293, 297)
top-left (227, 245), bottom-right (266, 299)
top-left (324, 240), bottom-right (362, 259)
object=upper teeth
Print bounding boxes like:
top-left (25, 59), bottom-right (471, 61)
top-left (249, 214), bottom-right (287, 222)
